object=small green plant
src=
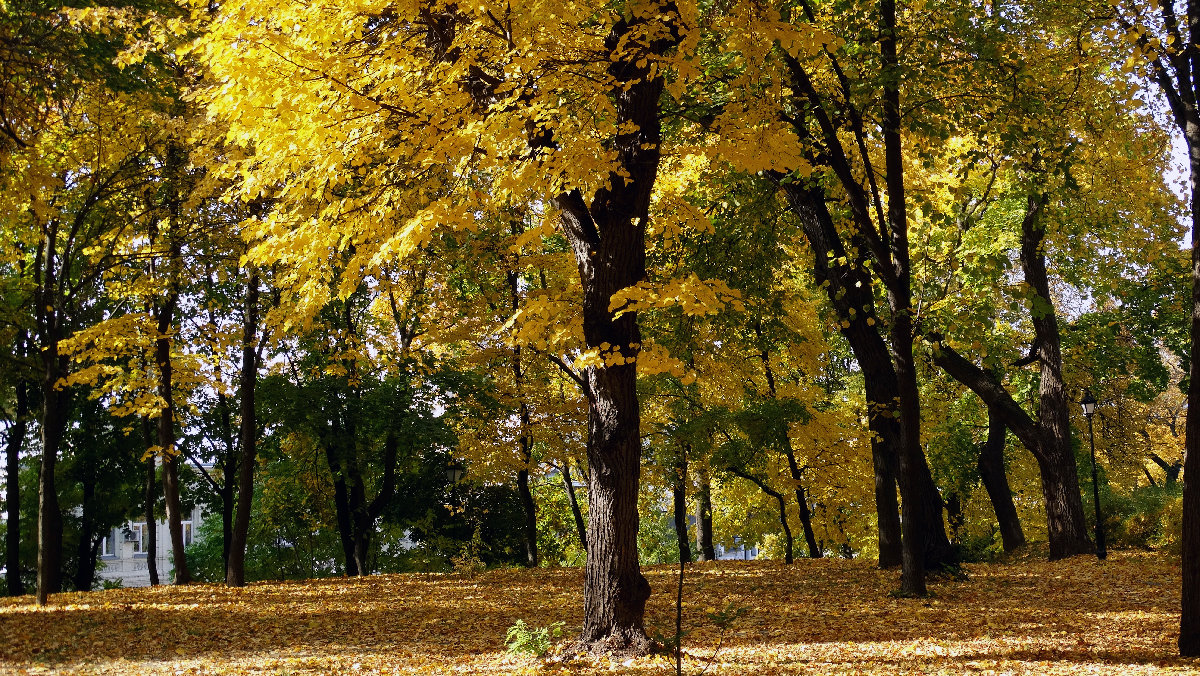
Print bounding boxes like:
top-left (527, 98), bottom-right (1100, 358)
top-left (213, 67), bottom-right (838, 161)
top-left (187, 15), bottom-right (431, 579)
top-left (101, 578), bottom-right (124, 590)
top-left (504, 619), bottom-right (565, 657)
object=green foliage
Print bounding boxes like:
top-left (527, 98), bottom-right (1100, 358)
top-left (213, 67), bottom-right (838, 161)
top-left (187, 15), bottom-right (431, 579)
top-left (1100, 483), bottom-right (1184, 554)
top-left (503, 619), bottom-right (564, 657)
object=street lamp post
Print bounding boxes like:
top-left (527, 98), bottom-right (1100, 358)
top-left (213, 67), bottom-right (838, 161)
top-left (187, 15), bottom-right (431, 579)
top-left (1080, 390), bottom-right (1106, 560)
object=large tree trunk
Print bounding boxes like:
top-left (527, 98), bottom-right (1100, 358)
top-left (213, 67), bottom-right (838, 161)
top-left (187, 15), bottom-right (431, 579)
top-left (549, 7), bottom-right (677, 655)
top-left (561, 460), bottom-right (587, 551)
top-left (5, 378), bottom-right (27, 596)
top-left (227, 270), bottom-right (260, 586)
top-left (156, 295), bottom-right (191, 585)
top-left (977, 409), bottom-right (1026, 552)
top-left (1130, 1), bottom-right (1200, 654)
top-left (694, 471), bottom-right (716, 561)
top-left (1018, 195), bottom-right (1092, 558)
top-left (1184, 99), bottom-right (1200, 656)
top-left (882, 0), bottom-right (936, 596)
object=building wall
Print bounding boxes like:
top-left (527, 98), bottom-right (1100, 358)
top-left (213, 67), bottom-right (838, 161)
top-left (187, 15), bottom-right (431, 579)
top-left (96, 505), bottom-right (204, 587)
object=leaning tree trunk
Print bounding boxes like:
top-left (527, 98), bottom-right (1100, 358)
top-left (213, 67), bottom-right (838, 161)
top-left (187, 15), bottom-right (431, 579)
top-left (784, 181), bottom-right (913, 568)
top-left (227, 269), bottom-right (260, 586)
top-left (977, 409), bottom-right (1026, 552)
top-left (930, 339), bottom-right (1091, 559)
top-left (549, 7), bottom-right (678, 656)
top-left (5, 378), bottom-right (27, 596)
top-left (757, 340), bottom-right (823, 559)
top-left (694, 471), bottom-right (716, 561)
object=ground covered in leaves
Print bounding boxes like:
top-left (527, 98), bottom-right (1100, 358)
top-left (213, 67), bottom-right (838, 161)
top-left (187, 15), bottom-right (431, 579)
top-left (0, 551), bottom-right (1193, 674)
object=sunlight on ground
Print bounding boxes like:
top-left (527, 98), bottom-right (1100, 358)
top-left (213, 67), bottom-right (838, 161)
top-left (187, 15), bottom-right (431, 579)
top-left (0, 552), bottom-right (1194, 674)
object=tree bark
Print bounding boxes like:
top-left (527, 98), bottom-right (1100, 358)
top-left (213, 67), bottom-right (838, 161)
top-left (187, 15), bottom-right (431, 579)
top-left (1125, 1), bottom-right (1200, 653)
top-left (5, 378), bottom-right (27, 595)
top-left (561, 461), bottom-right (587, 551)
top-left (508, 237), bottom-right (540, 568)
top-left (144, 452), bottom-right (159, 587)
top-left (325, 438), bottom-right (358, 576)
top-left (694, 472), bottom-right (716, 561)
top-left (227, 269), bottom-right (260, 587)
top-left (926, 195), bottom-right (1092, 560)
top-left (1017, 194), bottom-right (1093, 558)
top-left (156, 293), bottom-right (191, 584)
top-left (930, 340), bottom-right (1092, 558)
top-left (781, 182), bottom-right (902, 568)
top-left (977, 408), bottom-right (1026, 552)
top-left (141, 415), bottom-right (159, 586)
top-left (36, 345), bottom-right (67, 605)
top-left (671, 456), bottom-right (691, 564)
top-left (549, 7), bottom-right (678, 655)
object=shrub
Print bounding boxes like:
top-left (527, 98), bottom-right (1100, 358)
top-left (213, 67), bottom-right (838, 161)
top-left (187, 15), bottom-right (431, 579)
top-left (504, 619), bottom-right (564, 657)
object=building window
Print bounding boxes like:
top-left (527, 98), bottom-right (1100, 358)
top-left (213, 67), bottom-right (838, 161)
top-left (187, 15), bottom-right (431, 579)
top-left (100, 530), bottom-right (116, 558)
top-left (182, 521), bottom-right (193, 547)
top-left (129, 523), bottom-right (146, 554)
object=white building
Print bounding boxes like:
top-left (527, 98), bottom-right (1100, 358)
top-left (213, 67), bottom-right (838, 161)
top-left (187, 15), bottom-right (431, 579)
top-left (96, 504), bottom-right (204, 587)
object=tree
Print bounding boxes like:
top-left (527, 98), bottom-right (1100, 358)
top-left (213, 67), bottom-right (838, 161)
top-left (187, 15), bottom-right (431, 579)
top-left (1110, 0), bottom-right (1200, 654)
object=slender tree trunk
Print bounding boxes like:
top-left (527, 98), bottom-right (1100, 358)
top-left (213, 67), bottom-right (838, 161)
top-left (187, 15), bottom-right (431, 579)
top-left (73, 476), bottom-right (96, 591)
top-left (227, 269), bottom-right (260, 586)
top-left (562, 461), bottom-right (587, 551)
top-left (792, 471), bottom-right (821, 558)
top-left (36, 351), bottom-right (67, 605)
top-left (5, 378), bottom-right (27, 595)
top-left (216, 392), bottom-right (236, 573)
top-left (756, 339), bottom-right (823, 559)
top-left (141, 419), bottom-right (159, 586)
top-left (156, 295), bottom-right (191, 584)
top-left (671, 456), bottom-right (691, 564)
top-left (730, 469), bottom-right (792, 563)
top-left (509, 244), bottom-right (540, 569)
top-left (694, 472), bottom-right (716, 561)
top-left (977, 409), bottom-right (1025, 552)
